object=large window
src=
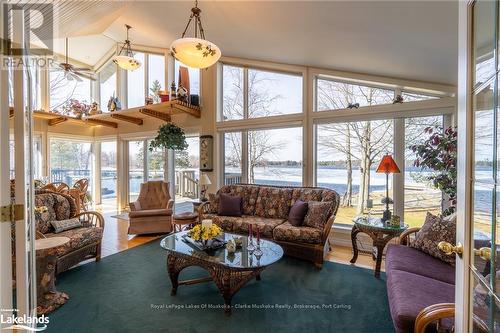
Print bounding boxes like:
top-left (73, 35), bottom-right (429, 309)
top-left (126, 52), bottom-right (166, 108)
top-left (175, 136), bottom-right (200, 199)
top-left (316, 78), bottom-right (394, 111)
top-left (127, 52), bottom-right (146, 108)
top-left (99, 61), bottom-right (117, 112)
top-left (101, 141), bottom-right (117, 206)
top-left (222, 127), bottom-right (303, 186)
top-left (404, 116), bottom-right (444, 226)
top-left (128, 140), bottom-right (145, 202)
top-left (175, 60), bottom-right (200, 97)
top-left (49, 65), bottom-right (92, 111)
top-left (316, 120), bottom-right (394, 224)
top-left (221, 64), bottom-right (303, 121)
top-left (49, 138), bottom-right (93, 192)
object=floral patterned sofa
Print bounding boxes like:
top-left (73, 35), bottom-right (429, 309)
top-left (199, 184), bottom-right (340, 268)
top-left (35, 190), bottom-right (104, 274)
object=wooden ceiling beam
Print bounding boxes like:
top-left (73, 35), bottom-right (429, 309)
top-left (48, 117), bottom-right (68, 126)
top-left (85, 118), bottom-right (118, 128)
top-left (139, 108), bottom-right (171, 122)
top-left (110, 113), bottom-right (143, 125)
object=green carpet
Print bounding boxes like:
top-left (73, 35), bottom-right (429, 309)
top-left (45, 239), bottom-right (394, 333)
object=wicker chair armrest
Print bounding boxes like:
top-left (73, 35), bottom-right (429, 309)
top-left (36, 230), bottom-right (46, 239)
top-left (414, 303), bottom-right (454, 333)
top-left (322, 214), bottom-right (336, 244)
top-left (399, 227), bottom-right (421, 246)
top-left (198, 201), bottom-right (213, 220)
top-left (74, 211), bottom-right (105, 229)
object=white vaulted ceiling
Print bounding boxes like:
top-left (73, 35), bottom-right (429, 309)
top-left (55, 0), bottom-right (458, 85)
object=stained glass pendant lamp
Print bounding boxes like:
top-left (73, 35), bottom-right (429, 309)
top-left (170, 0), bottom-right (221, 69)
top-left (113, 24), bottom-right (141, 71)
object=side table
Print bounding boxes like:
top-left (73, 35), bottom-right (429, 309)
top-left (35, 236), bottom-right (70, 314)
top-left (172, 212), bottom-right (199, 232)
top-left (350, 217), bottom-right (408, 278)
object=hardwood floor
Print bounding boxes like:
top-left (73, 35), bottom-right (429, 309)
top-left (95, 203), bottom-right (384, 273)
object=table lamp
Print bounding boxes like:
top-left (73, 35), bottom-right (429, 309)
top-left (199, 173), bottom-right (212, 201)
top-left (376, 154), bottom-right (400, 222)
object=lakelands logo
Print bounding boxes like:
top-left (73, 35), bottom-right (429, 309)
top-left (1, 313), bottom-right (49, 331)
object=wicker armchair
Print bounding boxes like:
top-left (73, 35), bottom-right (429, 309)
top-left (34, 190), bottom-right (104, 274)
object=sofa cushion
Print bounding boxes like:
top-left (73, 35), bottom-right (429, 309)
top-left (411, 212), bottom-right (456, 266)
top-left (386, 244), bottom-right (455, 285)
top-left (232, 216), bottom-right (285, 238)
top-left (50, 218), bottom-right (82, 234)
top-left (387, 269), bottom-right (455, 333)
top-left (273, 222), bottom-right (323, 244)
top-left (218, 193), bottom-right (243, 217)
top-left (35, 193), bottom-right (57, 234)
top-left (288, 200), bottom-right (308, 226)
top-left (291, 188), bottom-right (324, 204)
top-left (53, 193), bottom-right (72, 220)
top-left (209, 185), bottom-right (261, 216)
top-left (303, 201), bottom-right (332, 229)
top-left (212, 215), bottom-right (242, 232)
top-left (128, 208), bottom-right (172, 218)
top-left (255, 187), bottom-right (293, 219)
top-left (45, 227), bottom-right (103, 257)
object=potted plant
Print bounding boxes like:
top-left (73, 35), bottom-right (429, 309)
top-left (411, 126), bottom-right (457, 216)
top-left (149, 123), bottom-right (188, 151)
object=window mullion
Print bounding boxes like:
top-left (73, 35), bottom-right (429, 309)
top-left (242, 131), bottom-right (248, 183)
top-left (243, 68), bottom-right (249, 119)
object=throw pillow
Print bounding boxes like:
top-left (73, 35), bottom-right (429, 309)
top-left (411, 212), bottom-right (456, 266)
top-left (218, 193), bottom-right (243, 217)
top-left (288, 200), bottom-right (308, 226)
top-left (50, 218), bottom-right (82, 234)
top-left (303, 201), bottom-right (332, 229)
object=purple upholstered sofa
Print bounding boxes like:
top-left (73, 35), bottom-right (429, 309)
top-left (386, 229), bottom-right (455, 333)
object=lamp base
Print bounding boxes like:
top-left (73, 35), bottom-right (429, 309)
top-left (382, 210), bottom-right (392, 222)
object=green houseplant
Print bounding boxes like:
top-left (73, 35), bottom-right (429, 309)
top-left (411, 126), bottom-right (457, 216)
top-left (149, 123), bottom-right (188, 151)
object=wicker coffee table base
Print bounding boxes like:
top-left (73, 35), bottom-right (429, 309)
top-left (167, 253), bottom-right (263, 315)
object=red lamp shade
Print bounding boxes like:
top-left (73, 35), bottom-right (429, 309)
top-left (376, 155), bottom-right (401, 174)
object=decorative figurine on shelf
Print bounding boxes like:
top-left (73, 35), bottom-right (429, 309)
top-left (107, 94), bottom-right (121, 112)
top-left (170, 82), bottom-right (177, 100)
top-left (376, 154), bottom-right (401, 222)
top-left (145, 97), bottom-right (154, 105)
top-left (177, 84), bottom-right (188, 103)
top-left (89, 102), bottom-right (100, 115)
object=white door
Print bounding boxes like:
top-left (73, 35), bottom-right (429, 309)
top-left (456, 0), bottom-right (499, 331)
top-left (0, 4), bottom-right (37, 328)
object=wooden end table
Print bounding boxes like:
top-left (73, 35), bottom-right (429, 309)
top-left (35, 236), bottom-right (70, 314)
top-left (350, 217), bottom-right (408, 278)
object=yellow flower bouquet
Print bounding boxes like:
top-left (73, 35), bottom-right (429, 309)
top-left (188, 223), bottom-right (223, 246)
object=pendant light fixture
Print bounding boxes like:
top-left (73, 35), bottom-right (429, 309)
top-left (170, 0), bottom-right (221, 69)
top-left (113, 24), bottom-right (141, 71)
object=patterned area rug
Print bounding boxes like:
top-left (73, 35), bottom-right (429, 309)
top-left (45, 238), bottom-right (395, 333)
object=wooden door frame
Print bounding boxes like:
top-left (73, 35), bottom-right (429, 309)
top-left (456, 0), bottom-right (474, 331)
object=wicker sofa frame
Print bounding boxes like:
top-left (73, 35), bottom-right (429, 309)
top-left (35, 190), bottom-right (104, 274)
top-left (198, 184), bottom-right (340, 268)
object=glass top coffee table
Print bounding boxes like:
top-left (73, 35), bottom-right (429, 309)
top-left (160, 231), bottom-right (284, 315)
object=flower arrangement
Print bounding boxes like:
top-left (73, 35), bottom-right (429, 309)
top-left (188, 224), bottom-right (222, 244)
top-left (411, 126), bottom-right (457, 216)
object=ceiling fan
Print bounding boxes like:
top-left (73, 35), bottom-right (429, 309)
top-left (53, 38), bottom-right (96, 81)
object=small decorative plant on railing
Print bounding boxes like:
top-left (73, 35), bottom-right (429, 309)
top-left (149, 123), bottom-right (188, 151)
top-left (411, 126), bottom-right (457, 216)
